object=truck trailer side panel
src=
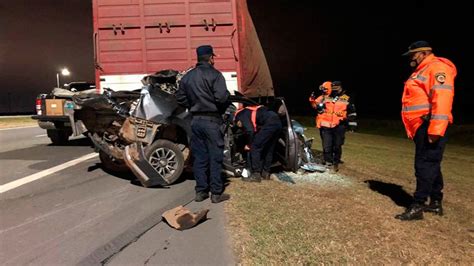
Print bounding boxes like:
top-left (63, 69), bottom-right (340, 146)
top-left (92, 0), bottom-right (272, 97)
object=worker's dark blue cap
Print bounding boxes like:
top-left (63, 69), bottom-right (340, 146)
top-left (332, 81), bottom-right (342, 86)
top-left (196, 45), bottom-right (216, 57)
top-left (402, 40), bottom-right (432, 56)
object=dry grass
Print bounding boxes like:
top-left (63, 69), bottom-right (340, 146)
top-left (0, 116), bottom-right (36, 129)
top-left (225, 129), bottom-right (474, 264)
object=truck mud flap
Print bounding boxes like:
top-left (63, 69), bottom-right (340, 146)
top-left (123, 143), bottom-right (169, 187)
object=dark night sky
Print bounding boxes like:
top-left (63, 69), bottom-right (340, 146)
top-left (1, 0), bottom-right (473, 122)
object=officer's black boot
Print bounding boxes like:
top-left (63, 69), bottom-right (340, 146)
top-left (211, 193), bottom-right (230, 203)
top-left (333, 163), bottom-right (339, 172)
top-left (395, 203), bottom-right (424, 221)
top-left (195, 191), bottom-right (209, 202)
top-left (242, 172), bottom-right (262, 182)
top-left (424, 200), bottom-right (443, 216)
top-left (261, 170), bottom-right (271, 180)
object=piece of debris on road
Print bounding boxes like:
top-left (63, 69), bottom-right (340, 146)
top-left (162, 205), bottom-right (209, 230)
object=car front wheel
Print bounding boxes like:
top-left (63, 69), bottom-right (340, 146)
top-left (145, 139), bottom-right (184, 185)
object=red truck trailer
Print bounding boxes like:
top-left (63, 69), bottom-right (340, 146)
top-left (32, 0), bottom-right (275, 145)
top-left (92, 0), bottom-right (274, 98)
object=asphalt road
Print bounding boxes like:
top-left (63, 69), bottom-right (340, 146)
top-left (0, 126), bottom-right (234, 265)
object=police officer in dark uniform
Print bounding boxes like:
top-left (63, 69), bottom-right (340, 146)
top-left (234, 105), bottom-right (282, 182)
top-left (176, 45), bottom-right (230, 203)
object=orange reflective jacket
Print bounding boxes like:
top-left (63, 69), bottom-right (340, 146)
top-left (309, 94), bottom-right (350, 128)
top-left (401, 54), bottom-right (457, 138)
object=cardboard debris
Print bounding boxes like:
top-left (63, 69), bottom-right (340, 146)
top-left (162, 205), bottom-right (209, 230)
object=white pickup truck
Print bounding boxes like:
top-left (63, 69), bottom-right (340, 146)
top-left (31, 82), bottom-right (95, 145)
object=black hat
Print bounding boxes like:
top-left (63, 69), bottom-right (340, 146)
top-left (402, 40), bottom-right (432, 56)
top-left (331, 81), bottom-right (342, 87)
top-left (196, 45), bottom-right (216, 57)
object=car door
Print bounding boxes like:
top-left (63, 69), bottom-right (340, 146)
top-left (269, 97), bottom-right (299, 172)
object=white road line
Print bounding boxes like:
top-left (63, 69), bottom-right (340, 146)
top-left (0, 153), bottom-right (98, 194)
top-left (35, 134), bottom-right (47, 138)
top-left (0, 125), bottom-right (38, 131)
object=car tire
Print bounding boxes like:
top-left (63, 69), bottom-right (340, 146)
top-left (144, 139), bottom-right (184, 185)
top-left (47, 129), bottom-right (70, 145)
top-left (99, 150), bottom-right (130, 173)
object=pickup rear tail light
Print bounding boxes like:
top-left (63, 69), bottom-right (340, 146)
top-left (36, 98), bottom-right (42, 115)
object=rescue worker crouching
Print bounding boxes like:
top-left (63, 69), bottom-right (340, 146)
top-left (234, 105), bottom-right (283, 182)
top-left (309, 81), bottom-right (356, 172)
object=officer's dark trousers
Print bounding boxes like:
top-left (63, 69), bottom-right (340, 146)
top-left (250, 120), bottom-right (282, 173)
top-left (413, 121), bottom-right (448, 204)
top-left (191, 117), bottom-right (224, 195)
top-left (319, 124), bottom-right (345, 164)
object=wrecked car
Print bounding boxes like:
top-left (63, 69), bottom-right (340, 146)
top-left (73, 70), bottom-right (311, 187)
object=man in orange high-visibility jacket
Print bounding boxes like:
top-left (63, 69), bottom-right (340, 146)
top-left (309, 81), bottom-right (355, 172)
top-left (395, 41), bottom-right (457, 221)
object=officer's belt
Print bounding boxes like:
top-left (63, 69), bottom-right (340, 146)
top-left (192, 112), bottom-right (222, 123)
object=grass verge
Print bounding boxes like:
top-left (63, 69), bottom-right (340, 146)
top-left (0, 116), bottom-right (37, 129)
top-left (225, 125), bottom-right (474, 264)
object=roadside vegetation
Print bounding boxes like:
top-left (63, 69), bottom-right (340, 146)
top-left (225, 118), bottom-right (474, 264)
top-left (0, 116), bottom-right (36, 129)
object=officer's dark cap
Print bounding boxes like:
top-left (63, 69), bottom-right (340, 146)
top-left (402, 40), bottom-right (432, 56)
top-left (332, 81), bottom-right (342, 87)
top-left (196, 45), bottom-right (216, 57)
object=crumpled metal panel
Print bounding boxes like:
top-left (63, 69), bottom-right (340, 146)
top-left (133, 85), bottom-right (190, 124)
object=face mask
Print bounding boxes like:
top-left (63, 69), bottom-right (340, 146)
top-left (409, 53), bottom-right (422, 69)
top-left (331, 88), bottom-right (342, 96)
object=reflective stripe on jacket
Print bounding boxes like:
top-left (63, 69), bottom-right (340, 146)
top-left (309, 94), bottom-right (350, 128)
top-left (234, 105), bottom-right (262, 131)
top-left (401, 54), bottom-right (456, 138)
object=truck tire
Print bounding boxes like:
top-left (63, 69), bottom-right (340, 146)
top-left (145, 139), bottom-right (184, 185)
top-left (99, 150), bottom-right (130, 173)
top-left (47, 129), bottom-right (70, 145)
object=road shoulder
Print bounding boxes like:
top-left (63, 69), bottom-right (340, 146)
top-left (107, 198), bottom-right (235, 265)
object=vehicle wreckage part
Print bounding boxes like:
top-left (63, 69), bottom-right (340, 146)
top-left (300, 163), bottom-right (327, 173)
top-left (99, 150), bottom-right (129, 173)
top-left (119, 117), bottom-right (159, 144)
top-left (123, 143), bottom-right (170, 187)
top-left (90, 133), bottom-right (123, 160)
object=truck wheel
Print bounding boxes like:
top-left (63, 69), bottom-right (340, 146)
top-left (99, 150), bottom-right (130, 173)
top-left (145, 139), bottom-right (184, 185)
top-left (47, 129), bottom-right (70, 145)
